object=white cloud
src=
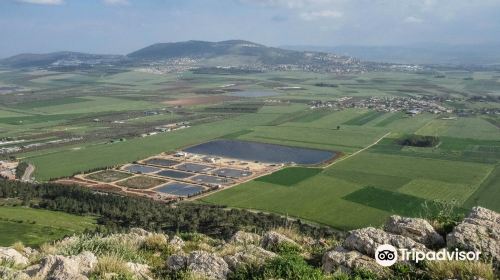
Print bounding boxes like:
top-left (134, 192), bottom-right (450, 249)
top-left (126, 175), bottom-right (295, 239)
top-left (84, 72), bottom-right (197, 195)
top-left (404, 16), bottom-right (423, 23)
top-left (16, 0), bottom-right (64, 5)
top-left (103, 0), bottom-right (129, 5)
top-left (300, 10), bottom-right (343, 21)
top-left (242, 0), bottom-right (338, 9)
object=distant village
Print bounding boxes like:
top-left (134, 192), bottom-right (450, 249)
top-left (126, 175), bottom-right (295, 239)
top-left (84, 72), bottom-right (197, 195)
top-left (308, 96), bottom-right (453, 115)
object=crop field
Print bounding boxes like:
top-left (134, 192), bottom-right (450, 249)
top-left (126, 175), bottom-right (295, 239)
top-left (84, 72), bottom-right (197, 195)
top-left (1, 67), bottom-right (499, 231)
top-left (343, 111), bottom-right (386, 125)
top-left (256, 167), bottom-right (322, 186)
top-left (0, 206), bottom-right (96, 247)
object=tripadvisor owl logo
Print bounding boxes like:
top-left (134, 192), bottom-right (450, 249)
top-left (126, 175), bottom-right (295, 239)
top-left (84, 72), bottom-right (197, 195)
top-left (375, 244), bottom-right (398, 267)
top-left (374, 244), bottom-right (482, 267)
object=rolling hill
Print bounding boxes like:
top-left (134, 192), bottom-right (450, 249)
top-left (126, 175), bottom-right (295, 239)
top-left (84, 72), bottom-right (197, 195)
top-left (0, 40), bottom-right (361, 70)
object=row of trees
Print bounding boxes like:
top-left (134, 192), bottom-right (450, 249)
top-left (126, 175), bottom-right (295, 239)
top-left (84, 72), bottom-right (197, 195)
top-left (397, 134), bottom-right (440, 148)
top-left (0, 179), bottom-right (338, 239)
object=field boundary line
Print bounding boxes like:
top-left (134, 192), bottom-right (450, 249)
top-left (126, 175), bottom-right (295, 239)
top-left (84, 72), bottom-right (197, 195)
top-left (324, 131), bottom-right (391, 168)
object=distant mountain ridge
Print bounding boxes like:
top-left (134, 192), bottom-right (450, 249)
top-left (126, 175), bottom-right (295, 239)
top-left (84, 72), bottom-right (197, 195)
top-left (0, 51), bottom-right (124, 67)
top-left (0, 40), bottom-right (360, 71)
top-left (283, 44), bottom-right (500, 65)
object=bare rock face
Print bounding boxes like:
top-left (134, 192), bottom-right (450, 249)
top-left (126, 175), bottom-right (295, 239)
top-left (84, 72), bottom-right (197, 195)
top-left (223, 245), bottom-right (276, 270)
top-left (229, 231), bottom-right (261, 245)
top-left (447, 207), bottom-right (500, 265)
top-left (0, 266), bottom-right (30, 280)
top-left (169, 235), bottom-right (185, 251)
top-left (127, 262), bottom-right (153, 280)
top-left (24, 251), bottom-right (97, 280)
top-left (322, 247), bottom-right (386, 276)
top-left (260, 231), bottom-right (299, 251)
top-left (344, 227), bottom-right (427, 258)
top-left (130, 228), bottom-right (152, 237)
top-left (0, 247), bottom-right (29, 266)
top-left (167, 254), bottom-right (187, 271)
top-left (385, 215), bottom-right (445, 248)
top-left (187, 251), bottom-right (230, 280)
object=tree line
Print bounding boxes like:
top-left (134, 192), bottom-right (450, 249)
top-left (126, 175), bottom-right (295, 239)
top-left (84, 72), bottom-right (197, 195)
top-left (0, 179), bottom-right (339, 239)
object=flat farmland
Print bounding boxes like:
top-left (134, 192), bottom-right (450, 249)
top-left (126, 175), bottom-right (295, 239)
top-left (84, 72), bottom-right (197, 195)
top-left (202, 174), bottom-right (390, 229)
top-left (237, 125), bottom-right (388, 153)
top-left (202, 150), bottom-right (494, 229)
top-left (23, 112), bottom-right (279, 181)
top-left (0, 206), bottom-right (96, 247)
top-left (416, 117), bottom-right (500, 140)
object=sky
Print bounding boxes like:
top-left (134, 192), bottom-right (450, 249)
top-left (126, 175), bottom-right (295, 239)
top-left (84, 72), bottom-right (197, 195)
top-left (1, 0), bottom-right (500, 57)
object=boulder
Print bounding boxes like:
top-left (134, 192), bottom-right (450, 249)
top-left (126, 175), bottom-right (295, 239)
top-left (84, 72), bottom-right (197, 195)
top-left (127, 262), bottom-right (153, 280)
top-left (229, 231), bottom-right (261, 245)
top-left (169, 235), bottom-right (185, 251)
top-left (385, 215), bottom-right (445, 248)
top-left (129, 228), bottom-right (152, 237)
top-left (167, 254), bottom-right (187, 271)
top-left (0, 247), bottom-right (29, 266)
top-left (344, 227), bottom-right (427, 258)
top-left (322, 247), bottom-right (387, 276)
top-left (447, 207), bottom-right (499, 265)
top-left (187, 251), bottom-right (229, 280)
top-left (223, 245), bottom-right (276, 270)
top-left (24, 251), bottom-right (97, 280)
top-left (260, 231), bottom-right (299, 251)
top-left (0, 266), bottom-right (30, 280)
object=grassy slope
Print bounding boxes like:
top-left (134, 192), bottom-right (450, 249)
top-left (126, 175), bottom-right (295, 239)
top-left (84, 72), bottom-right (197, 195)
top-left (0, 206), bottom-right (96, 247)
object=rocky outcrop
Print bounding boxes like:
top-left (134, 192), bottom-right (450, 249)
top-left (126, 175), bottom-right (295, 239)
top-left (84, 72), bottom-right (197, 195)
top-left (0, 248), bottom-right (29, 267)
top-left (167, 251), bottom-right (230, 279)
top-left (166, 254), bottom-right (187, 271)
top-left (385, 215), bottom-right (445, 248)
top-left (230, 231), bottom-right (261, 245)
top-left (343, 227), bottom-right (427, 257)
top-left (260, 231), bottom-right (299, 251)
top-left (447, 207), bottom-right (499, 266)
top-left (223, 245), bottom-right (276, 270)
top-left (322, 246), bottom-right (386, 276)
top-left (24, 251), bottom-right (97, 280)
top-left (169, 235), bottom-right (185, 251)
top-left (127, 262), bottom-right (153, 280)
top-left (0, 266), bottom-right (30, 280)
top-left (187, 251), bottom-right (230, 280)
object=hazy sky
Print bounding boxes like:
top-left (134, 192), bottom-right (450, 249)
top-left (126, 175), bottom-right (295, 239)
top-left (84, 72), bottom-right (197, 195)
top-left (1, 0), bottom-right (500, 57)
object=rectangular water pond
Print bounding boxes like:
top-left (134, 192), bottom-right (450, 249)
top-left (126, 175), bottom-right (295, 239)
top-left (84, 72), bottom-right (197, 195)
top-left (123, 164), bottom-right (162, 174)
top-left (143, 158), bottom-right (180, 167)
top-left (176, 163), bottom-right (215, 173)
top-left (156, 169), bottom-right (194, 179)
top-left (155, 183), bottom-right (204, 196)
top-left (184, 140), bottom-right (336, 164)
top-left (212, 168), bottom-right (252, 178)
top-left (191, 175), bottom-right (234, 186)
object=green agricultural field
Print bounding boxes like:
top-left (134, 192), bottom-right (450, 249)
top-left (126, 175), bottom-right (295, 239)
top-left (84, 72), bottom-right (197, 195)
top-left (256, 167), bottom-right (322, 186)
top-left (416, 117), bottom-right (500, 140)
top-left (343, 111), bottom-right (386, 126)
top-left (202, 174), bottom-right (390, 229)
top-left (0, 206), bottom-right (96, 247)
top-left (236, 125), bottom-right (388, 153)
top-left (202, 150), bottom-right (494, 229)
top-left (464, 165), bottom-right (500, 212)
